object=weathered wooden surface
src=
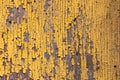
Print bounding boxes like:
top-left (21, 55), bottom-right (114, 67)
top-left (0, 0), bottom-right (120, 80)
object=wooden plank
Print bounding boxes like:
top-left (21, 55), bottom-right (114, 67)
top-left (0, 0), bottom-right (119, 80)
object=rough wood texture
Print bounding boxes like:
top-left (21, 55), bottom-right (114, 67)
top-left (0, 0), bottom-right (119, 80)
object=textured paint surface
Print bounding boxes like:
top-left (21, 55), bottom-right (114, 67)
top-left (0, 0), bottom-right (120, 80)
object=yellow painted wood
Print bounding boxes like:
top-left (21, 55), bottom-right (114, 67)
top-left (0, 0), bottom-right (119, 80)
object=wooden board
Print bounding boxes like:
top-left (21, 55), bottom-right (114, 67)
top-left (0, 0), bottom-right (119, 80)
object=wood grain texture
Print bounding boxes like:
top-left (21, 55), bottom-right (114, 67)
top-left (0, 0), bottom-right (119, 80)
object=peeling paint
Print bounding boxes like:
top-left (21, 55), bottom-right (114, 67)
top-left (96, 53), bottom-right (100, 71)
top-left (86, 53), bottom-right (94, 80)
top-left (65, 50), bottom-right (73, 71)
top-left (6, 4), bottom-right (25, 26)
top-left (24, 32), bottom-right (30, 42)
top-left (51, 40), bottom-right (58, 60)
top-left (4, 43), bottom-right (7, 52)
top-left (73, 52), bottom-right (81, 80)
top-left (67, 27), bottom-right (72, 44)
top-left (0, 75), bottom-right (7, 80)
top-left (43, 74), bottom-right (50, 80)
top-left (0, 0), bottom-right (119, 80)
top-left (44, 52), bottom-right (50, 59)
top-left (32, 45), bottom-right (38, 51)
top-left (44, 0), bottom-right (50, 11)
top-left (51, 67), bottom-right (56, 75)
top-left (17, 44), bottom-right (24, 50)
top-left (9, 68), bottom-right (33, 80)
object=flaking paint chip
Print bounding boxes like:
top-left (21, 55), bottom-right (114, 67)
top-left (6, 4), bottom-right (25, 26)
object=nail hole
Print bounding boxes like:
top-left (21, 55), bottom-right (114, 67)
top-left (114, 65), bottom-right (117, 68)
